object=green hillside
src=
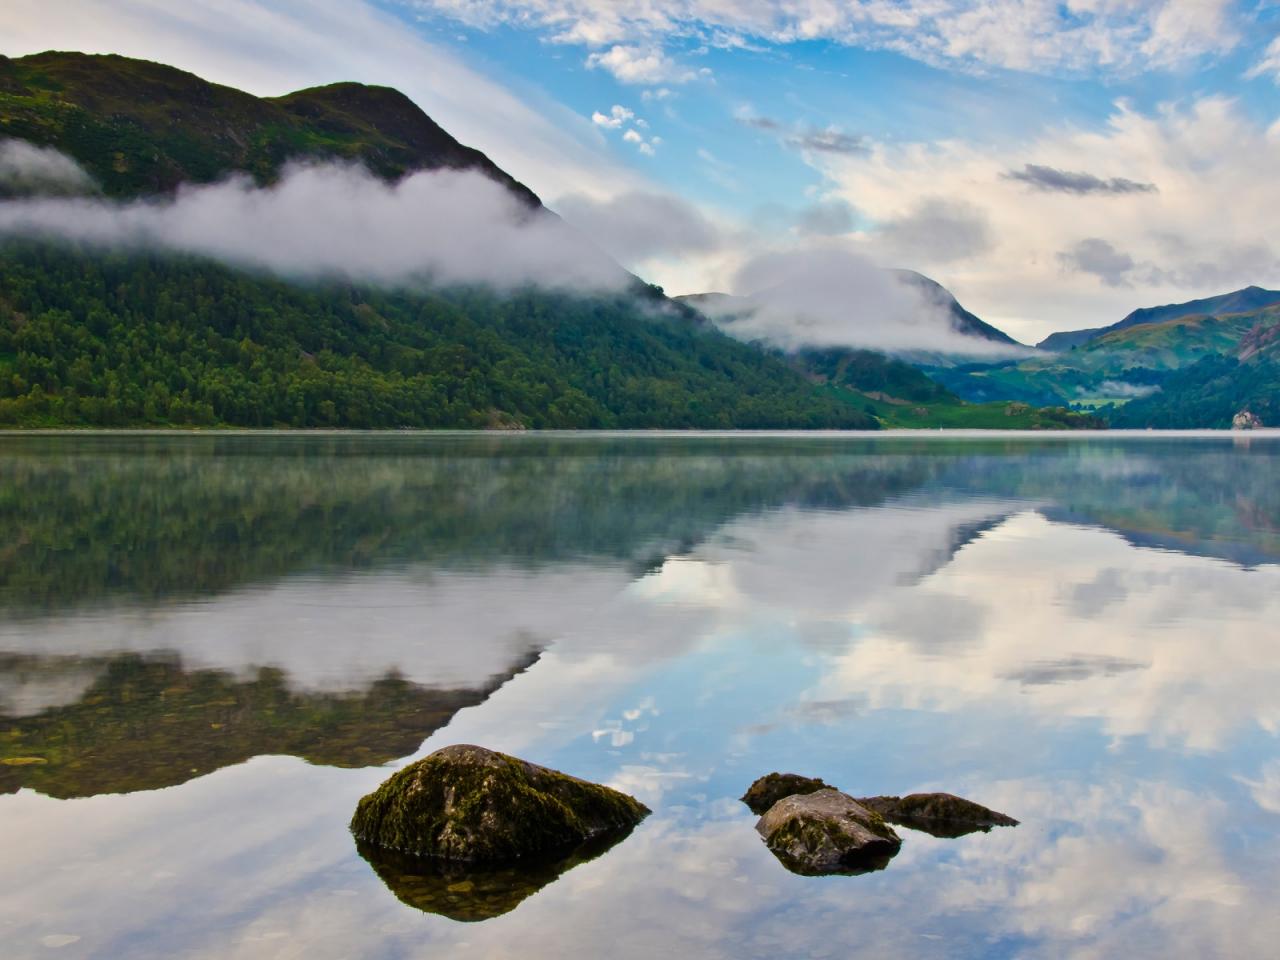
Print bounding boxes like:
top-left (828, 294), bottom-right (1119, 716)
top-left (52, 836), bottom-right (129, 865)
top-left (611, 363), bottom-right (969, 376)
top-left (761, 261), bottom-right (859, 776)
top-left (0, 241), bottom-right (877, 429)
top-left (1038, 285), bottom-right (1280, 351)
top-left (1102, 310), bottom-right (1280, 428)
top-left (1104, 355), bottom-right (1280, 428)
top-left (935, 305), bottom-right (1280, 409)
top-left (0, 51), bottom-right (539, 203)
top-left (790, 346), bottom-right (1100, 428)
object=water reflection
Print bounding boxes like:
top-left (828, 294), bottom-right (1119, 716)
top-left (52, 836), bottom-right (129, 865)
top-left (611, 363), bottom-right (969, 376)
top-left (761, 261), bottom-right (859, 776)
top-left (356, 828), bottom-right (639, 922)
top-left (0, 433), bottom-right (1277, 959)
top-left (0, 648), bottom-right (538, 798)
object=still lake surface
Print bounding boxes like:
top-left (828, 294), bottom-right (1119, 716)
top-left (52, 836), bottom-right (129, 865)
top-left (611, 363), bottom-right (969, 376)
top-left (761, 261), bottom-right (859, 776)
top-left (2, 431), bottom-right (1279, 958)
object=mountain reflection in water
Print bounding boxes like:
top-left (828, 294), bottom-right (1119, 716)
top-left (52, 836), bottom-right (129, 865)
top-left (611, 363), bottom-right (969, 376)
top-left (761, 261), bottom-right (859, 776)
top-left (0, 432), bottom-right (1278, 960)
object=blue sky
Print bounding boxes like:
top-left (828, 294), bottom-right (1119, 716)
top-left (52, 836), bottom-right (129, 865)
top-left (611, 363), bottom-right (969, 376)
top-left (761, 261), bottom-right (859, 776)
top-left (408, 5), bottom-right (1276, 212)
top-left (5, 0), bottom-right (1280, 343)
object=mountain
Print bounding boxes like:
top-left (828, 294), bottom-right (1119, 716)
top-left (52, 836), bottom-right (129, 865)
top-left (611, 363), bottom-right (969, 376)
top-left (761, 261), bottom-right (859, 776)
top-left (1104, 307), bottom-right (1280, 427)
top-left (680, 272), bottom-right (1022, 350)
top-left (892, 270), bottom-right (1021, 347)
top-left (0, 51), bottom-right (539, 205)
top-left (1038, 286), bottom-right (1280, 352)
top-left (936, 295), bottom-right (1280, 414)
top-left (679, 290), bottom-right (1099, 428)
top-left (0, 53), bottom-right (882, 430)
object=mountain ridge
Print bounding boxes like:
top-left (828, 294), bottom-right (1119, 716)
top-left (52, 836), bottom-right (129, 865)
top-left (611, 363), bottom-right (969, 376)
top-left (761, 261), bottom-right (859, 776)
top-left (0, 50), bottom-right (541, 205)
top-left (1038, 285), bottom-right (1280, 351)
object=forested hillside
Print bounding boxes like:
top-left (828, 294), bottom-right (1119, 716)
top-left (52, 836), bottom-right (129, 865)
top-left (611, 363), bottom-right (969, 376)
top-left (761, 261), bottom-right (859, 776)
top-left (0, 242), bottom-right (877, 429)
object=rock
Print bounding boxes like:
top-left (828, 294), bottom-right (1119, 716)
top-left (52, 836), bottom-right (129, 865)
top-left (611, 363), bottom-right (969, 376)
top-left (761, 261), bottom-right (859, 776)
top-left (755, 789), bottom-right (902, 876)
top-left (1233, 409), bottom-right (1263, 430)
top-left (857, 793), bottom-right (1018, 838)
top-left (350, 744), bottom-right (649, 862)
top-left (741, 772), bottom-right (831, 815)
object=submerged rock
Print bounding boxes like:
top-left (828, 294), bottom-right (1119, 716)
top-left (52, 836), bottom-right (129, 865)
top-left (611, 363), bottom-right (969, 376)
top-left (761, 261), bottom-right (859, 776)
top-left (755, 789), bottom-right (902, 876)
top-left (857, 793), bottom-right (1018, 838)
top-left (741, 772), bottom-right (831, 815)
top-left (350, 744), bottom-right (649, 862)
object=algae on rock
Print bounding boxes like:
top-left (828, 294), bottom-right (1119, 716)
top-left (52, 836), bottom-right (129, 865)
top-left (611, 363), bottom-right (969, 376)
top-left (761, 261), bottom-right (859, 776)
top-left (755, 789), bottom-right (902, 876)
top-left (350, 744), bottom-right (650, 862)
top-left (741, 772), bottom-right (831, 815)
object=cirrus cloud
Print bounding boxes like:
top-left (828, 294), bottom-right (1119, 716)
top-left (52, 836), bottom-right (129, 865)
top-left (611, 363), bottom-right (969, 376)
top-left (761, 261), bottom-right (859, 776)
top-left (413, 0), bottom-right (1244, 77)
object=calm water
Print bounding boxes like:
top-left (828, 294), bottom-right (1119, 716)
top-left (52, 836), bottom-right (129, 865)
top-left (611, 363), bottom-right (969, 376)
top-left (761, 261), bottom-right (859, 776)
top-left (2, 431), bottom-right (1279, 958)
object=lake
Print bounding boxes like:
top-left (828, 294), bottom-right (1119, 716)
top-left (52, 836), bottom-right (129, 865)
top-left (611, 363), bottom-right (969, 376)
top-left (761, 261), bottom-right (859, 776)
top-left (2, 431), bottom-right (1278, 959)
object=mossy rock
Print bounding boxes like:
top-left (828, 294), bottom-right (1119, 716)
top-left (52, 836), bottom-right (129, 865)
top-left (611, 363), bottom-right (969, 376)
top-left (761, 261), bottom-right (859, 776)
top-left (350, 744), bottom-right (650, 862)
top-left (755, 789), bottom-right (901, 876)
top-left (740, 772), bottom-right (831, 815)
top-left (857, 793), bottom-right (1018, 838)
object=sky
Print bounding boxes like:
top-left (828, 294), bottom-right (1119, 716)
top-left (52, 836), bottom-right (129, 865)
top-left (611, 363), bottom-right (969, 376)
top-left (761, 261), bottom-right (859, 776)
top-left (4, 0), bottom-right (1280, 342)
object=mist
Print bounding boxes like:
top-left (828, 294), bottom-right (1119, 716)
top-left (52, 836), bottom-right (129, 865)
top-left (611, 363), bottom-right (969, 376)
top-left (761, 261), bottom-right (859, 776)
top-left (0, 139), bottom-right (97, 197)
top-left (715, 247), bottom-right (1026, 357)
top-left (0, 153), bottom-right (629, 292)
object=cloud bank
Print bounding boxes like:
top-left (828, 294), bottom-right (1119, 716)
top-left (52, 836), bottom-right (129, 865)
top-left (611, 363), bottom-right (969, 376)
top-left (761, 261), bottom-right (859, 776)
top-left (0, 158), bottom-right (627, 292)
top-left (706, 246), bottom-right (1023, 356)
top-left (555, 190), bottom-right (721, 264)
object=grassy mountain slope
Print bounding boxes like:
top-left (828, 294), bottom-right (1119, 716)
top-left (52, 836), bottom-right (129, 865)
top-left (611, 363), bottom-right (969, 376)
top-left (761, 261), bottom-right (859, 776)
top-left (938, 304), bottom-right (1280, 411)
top-left (1038, 285), bottom-right (1280, 351)
top-left (0, 51), bottom-right (539, 203)
top-left (1103, 310), bottom-right (1280, 427)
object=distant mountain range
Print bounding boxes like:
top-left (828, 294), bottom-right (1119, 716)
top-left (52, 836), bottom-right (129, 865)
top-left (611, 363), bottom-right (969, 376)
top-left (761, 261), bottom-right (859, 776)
top-left (933, 286), bottom-right (1280, 427)
top-left (1038, 286), bottom-right (1280, 351)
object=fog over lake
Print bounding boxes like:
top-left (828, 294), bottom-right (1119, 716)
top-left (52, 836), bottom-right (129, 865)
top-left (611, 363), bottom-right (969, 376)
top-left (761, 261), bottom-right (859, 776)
top-left (2, 432), bottom-right (1278, 958)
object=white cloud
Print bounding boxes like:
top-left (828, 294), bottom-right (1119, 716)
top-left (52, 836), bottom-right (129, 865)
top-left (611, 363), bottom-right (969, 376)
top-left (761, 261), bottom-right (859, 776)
top-left (1244, 35), bottom-right (1280, 82)
top-left (555, 190), bottom-right (722, 265)
top-left (0, 161), bottom-right (627, 292)
top-left (586, 44), bottom-right (700, 84)
top-left (710, 246), bottom-right (1023, 355)
top-left (1238, 761), bottom-right (1280, 815)
top-left (413, 0), bottom-right (1245, 76)
top-left (592, 104), bottom-right (635, 129)
top-left (805, 96), bottom-right (1280, 342)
